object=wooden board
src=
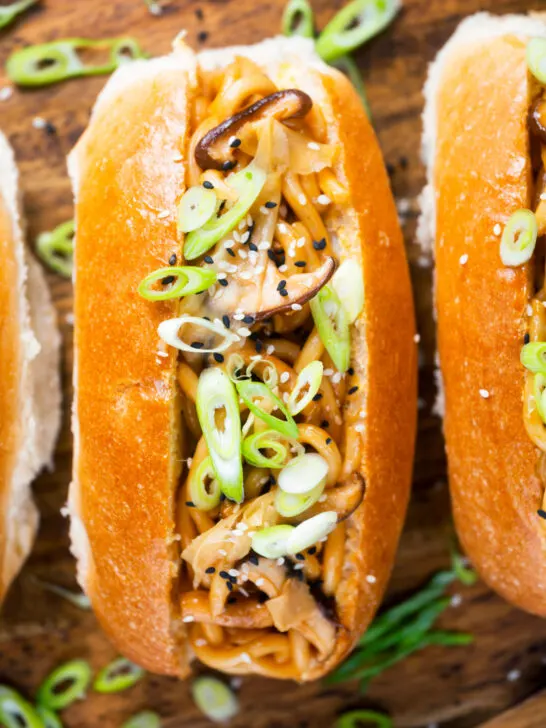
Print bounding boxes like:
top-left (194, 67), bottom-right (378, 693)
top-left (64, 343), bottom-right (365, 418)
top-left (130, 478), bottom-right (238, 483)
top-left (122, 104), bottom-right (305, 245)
top-left (1, 0), bottom-right (546, 726)
top-left (480, 690), bottom-right (546, 728)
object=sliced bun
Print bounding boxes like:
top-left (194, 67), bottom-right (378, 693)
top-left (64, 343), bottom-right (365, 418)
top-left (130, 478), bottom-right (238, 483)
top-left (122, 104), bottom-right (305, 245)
top-left (0, 131), bottom-right (61, 603)
top-left (421, 13), bottom-right (546, 615)
top-left (69, 36), bottom-right (416, 677)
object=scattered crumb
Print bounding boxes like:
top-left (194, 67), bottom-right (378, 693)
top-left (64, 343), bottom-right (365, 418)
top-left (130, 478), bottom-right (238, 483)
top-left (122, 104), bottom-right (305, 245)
top-left (493, 223), bottom-right (502, 236)
top-left (366, 574), bottom-right (377, 584)
top-left (32, 116), bottom-right (47, 129)
top-left (507, 669), bottom-right (521, 682)
top-left (0, 86), bottom-right (13, 102)
top-left (414, 333), bottom-right (421, 343)
top-left (479, 389), bottom-right (490, 399)
top-left (459, 253), bottom-right (468, 265)
top-left (450, 594), bottom-right (462, 608)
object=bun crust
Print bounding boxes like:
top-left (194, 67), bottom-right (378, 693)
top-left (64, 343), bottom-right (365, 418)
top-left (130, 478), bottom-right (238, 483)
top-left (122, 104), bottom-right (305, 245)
top-left (424, 14), bottom-right (546, 614)
top-left (70, 37), bottom-right (416, 677)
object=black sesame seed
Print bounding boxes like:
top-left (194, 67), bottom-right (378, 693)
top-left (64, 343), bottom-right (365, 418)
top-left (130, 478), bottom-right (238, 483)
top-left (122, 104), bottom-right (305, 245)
top-left (538, 509), bottom-right (546, 520)
top-left (348, 367), bottom-right (355, 376)
top-left (191, 341), bottom-right (204, 349)
top-left (255, 339), bottom-right (263, 353)
top-left (279, 288), bottom-right (288, 297)
top-left (249, 331), bottom-right (259, 341)
top-left (220, 493), bottom-right (226, 501)
top-left (267, 474), bottom-right (276, 487)
top-left (197, 30), bottom-right (209, 42)
top-left (249, 553), bottom-right (259, 565)
top-left (277, 280), bottom-right (287, 290)
top-left (204, 255), bottom-right (214, 264)
top-left (222, 160), bottom-right (236, 171)
top-left (205, 566), bottom-right (216, 574)
top-left (169, 254), bottom-right (177, 266)
top-left (226, 581), bottom-right (233, 591)
top-left (185, 501), bottom-right (195, 507)
top-left (312, 393), bottom-right (323, 401)
top-left (386, 163), bottom-right (395, 177)
top-left (203, 180), bottom-right (214, 189)
top-left (44, 121), bottom-right (57, 136)
top-left (295, 553), bottom-right (305, 561)
top-left (161, 275), bottom-right (175, 285)
top-left (230, 138), bottom-right (242, 148)
top-left (295, 260), bottom-right (306, 268)
top-left (219, 279), bottom-right (229, 287)
top-left (313, 238), bottom-right (327, 251)
top-left (320, 420), bottom-right (329, 428)
top-left (308, 546), bottom-right (317, 555)
top-left (195, 7), bottom-right (204, 20)
top-left (229, 574), bottom-right (237, 583)
top-left (219, 570), bottom-right (230, 579)
top-left (222, 315), bottom-right (230, 328)
top-left (326, 437), bottom-right (332, 445)
top-left (226, 247), bottom-right (236, 257)
top-left (265, 201), bottom-right (277, 209)
top-left (249, 242), bottom-right (258, 252)
top-left (399, 156), bottom-right (408, 169)
top-left (213, 353), bottom-right (224, 363)
top-left (524, 333), bottom-right (531, 344)
top-left (267, 249), bottom-right (277, 262)
top-left (348, 386), bottom-right (359, 395)
top-left (243, 315), bottom-right (255, 325)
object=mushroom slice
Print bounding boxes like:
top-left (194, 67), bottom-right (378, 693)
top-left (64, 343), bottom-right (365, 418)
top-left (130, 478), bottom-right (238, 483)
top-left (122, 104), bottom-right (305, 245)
top-left (196, 89), bottom-right (313, 170)
top-left (531, 95), bottom-right (546, 145)
top-left (297, 472), bottom-right (365, 522)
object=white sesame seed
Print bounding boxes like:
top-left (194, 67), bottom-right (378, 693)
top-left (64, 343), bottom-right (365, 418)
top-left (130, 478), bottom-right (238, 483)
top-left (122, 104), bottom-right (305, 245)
top-left (493, 223), bottom-right (502, 236)
top-left (318, 494), bottom-right (327, 502)
top-left (258, 241), bottom-right (270, 250)
top-left (239, 587), bottom-right (250, 598)
top-left (298, 194), bottom-right (307, 205)
top-left (507, 669), bottom-right (521, 682)
top-left (157, 209), bottom-right (170, 219)
top-left (414, 334), bottom-right (421, 343)
top-left (218, 549), bottom-right (227, 556)
top-left (182, 615), bottom-right (194, 623)
top-left (32, 116), bottom-right (47, 129)
top-left (317, 194), bottom-right (331, 205)
top-left (282, 392), bottom-right (289, 402)
top-left (223, 240), bottom-right (234, 248)
top-left (217, 272), bottom-right (227, 280)
top-left (280, 372), bottom-right (290, 384)
top-left (157, 351), bottom-right (169, 358)
top-left (479, 389), bottom-right (490, 399)
top-left (459, 253), bottom-right (468, 265)
top-left (293, 563), bottom-right (304, 570)
top-left (237, 327), bottom-right (251, 337)
top-left (366, 574), bottom-right (377, 584)
top-left (308, 142), bottom-right (320, 150)
top-left (332, 372), bottom-right (342, 384)
top-left (247, 215), bottom-right (253, 226)
top-left (450, 594), bottom-right (462, 607)
top-left (355, 423), bottom-right (365, 433)
top-left (240, 653), bottom-right (252, 664)
top-left (278, 264), bottom-right (288, 272)
top-left (233, 313), bottom-right (245, 321)
top-left (238, 219), bottom-right (246, 231)
top-left (266, 345), bottom-right (275, 355)
top-left (233, 231), bottom-right (242, 242)
top-left (527, 303), bottom-right (533, 316)
top-left (238, 249), bottom-right (248, 259)
top-left (259, 205), bottom-right (269, 215)
top-left (296, 238), bottom-right (305, 247)
top-left (291, 303), bottom-right (303, 311)
top-left (0, 87), bottom-right (13, 102)
top-left (232, 529), bottom-right (243, 537)
top-left (228, 569), bottom-right (239, 577)
top-left (195, 638), bottom-right (207, 647)
top-left (173, 153), bottom-right (183, 162)
top-left (276, 557), bottom-right (285, 566)
top-left (240, 270), bottom-right (252, 280)
top-left (278, 222), bottom-right (289, 234)
top-left (324, 369), bottom-right (334, 377)
top-left (186, 458), bottom-right (193, 468)
top-left (255, 578), bottom-right (265, 587)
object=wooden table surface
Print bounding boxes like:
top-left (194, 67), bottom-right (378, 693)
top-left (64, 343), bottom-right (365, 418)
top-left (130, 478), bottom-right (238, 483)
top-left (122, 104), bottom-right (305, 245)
top-left (1, 0), bottom-right (546, 726)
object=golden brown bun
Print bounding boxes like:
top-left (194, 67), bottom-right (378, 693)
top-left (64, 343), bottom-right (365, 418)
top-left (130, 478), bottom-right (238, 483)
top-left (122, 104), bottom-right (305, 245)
top-left (422, 13), bottom-right (546, 615)
top-left (0, 131), bottom-right (61, 604)
top-left (69, 36), bottom-right (416, 678)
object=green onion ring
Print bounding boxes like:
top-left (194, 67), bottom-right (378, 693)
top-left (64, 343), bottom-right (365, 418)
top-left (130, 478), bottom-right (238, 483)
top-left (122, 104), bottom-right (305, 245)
top-left (0, 0), bottom-right (38, 30)
top-left (275, 481), bottom-right (325, 518)
top-left (197, 368), bottom-right (243, 503)
top-left (184, 163), bottom-right (266, 260)
top-left (0, 686), bottom-right (44, 728)
top-left (251, 525), bottom-right (295, 559)
top-left (285, 511), bottom-right (337, 553)
top-left (36, 705), bottom-right (63, 728)
top-left (191, 677), bottom-right (239, 723)
top-left (177, 186), bottom-right (218, 233)
top-left (236, 379), bottom-right (299, 439)
top-left (310, 284), bottom-right (351, 373)
top-left (226, 353), bottom-right (248, 382)
top-left (246, 358), bottom-right (279, 389)
top-left (93, 657), bottom-right (145, 694)
top-left (333, 54), bottom-right (371, 117)
top-left (188, 455), bottom-right (221, 511)
top-left (138, 266), bottom-right (217, 301)
top-left (36, 220), bottom-right (75, 278)
top-left (7, 37), bottom-right (146, 87)
top-left (334, 709), bottom-right (393, 728)
top-left (527, 37), bottom-right (546, 84)
top-left (287, 360), bottom-right (323, 415)
top-left (242, 429), bottom-right (298, 469)
top-left (499, 209), bottom-right (537, 267)
top-left (36, 659), bottom-right (92, 711)
top-left (121, 711), bottom-right (161, 728)
top-left (281, 0), bottom-right (315, 38)
top-left (157, 315), bottom-right (239, 354)
top-left (315, 0), bottom-right (400, 63)
top-left (521, 342), bottom-right (546, 375)
top-left (534, 373), bottom-right (546, 424)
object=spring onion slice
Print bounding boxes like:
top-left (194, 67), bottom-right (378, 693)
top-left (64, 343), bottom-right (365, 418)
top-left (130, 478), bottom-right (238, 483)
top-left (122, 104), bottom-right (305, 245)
top-left (36, 705), bottom-right (63, 728)
top-left (310, 284), bottom-right (351, 373)
top-left (499, 209), bottom-right (537, 267)
top-left (278, 453), bottom-right (328, 494)
top-left (36, 220), bottom-right (75, 278)
top-left (251, 525), bottom-right (295, 559)
top-left (521, 342), bottom-right (546, 375)
top-left (315, 0), bottom-right (400, 62)
top-left (93, 657), bottom-right (145, 694)
top-left (184, 163), bottom-right (266, 260)
top-left (197, 368), bottom-right (243, 502)
top-left (188, 455), bottom-right (221, 511)
top-left (287, 361), bottom-right (323, 415)
top-left (335, 710), bottom-right (393, 728)
top-left (0, 0), bottom-right (38, 30)
top-left (192, 677), bottom-right (239, 723)
top-left (281, 0), bottom-right (314, 38)
top-left (246, 358), bottom-right (279, 389)
top-left (226, 353), bottom-right (247, 381)
top-left (275, 481), bottom-right (325, 518)
top-left (285, 511), bottom-right (337, 554)
top-left (331, 259), bottom-right (365, 324)
top-left (158, 315), bottom-right (239, 354)
top-left (0, 687), bottom-right (44, 728)
top-left (528, 37), bottom-right (546, 84)
top-left (138, 266), bottom-right (217, 301)
top-left (333, 54), bottom-right (371, 117)
top-left (449, 544), bottom-right (477, 587)
top-left (242, 429), bottom-right (297, 469)
top-left (236, 380), bottom-right (299, 439)
top-left (122, 711), bottom-right (161, 728)
top-left (33, 578), bottom-right (91, 609)
top-left (7, 37), bottom-right (146, 87)
top-left (36, 660), bottom-right (92, 711)
top-left (534, 373), bottom-right (546, 423)
top-left (177, 186), bottom-right (217, 233)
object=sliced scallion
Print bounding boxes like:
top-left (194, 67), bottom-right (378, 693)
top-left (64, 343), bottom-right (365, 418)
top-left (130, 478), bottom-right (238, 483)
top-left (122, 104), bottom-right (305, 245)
top-left (242, 429), bottom-right (296, 469)
top-left (521, 341), bottom-right (546, 375)
top-left (177, 186), bottom-right (217, 233)
top-left (93, 657), bottom-right (145, 694)
top-left (157, 315), bottom-right (239, 354)
top-left (310, 284), bottom-right (351, 373)
top-left (275, 481), bottom-right (325, 518)
top-left (122, 711), bottom-right (161, 728)
top-left (36, 659), bottom-right (92, 711)
top-left (251, 525), bottom-right (295, 559)
top-left (527, 37), bottom-right (546, 84)
top-left (281, 0), bottom-right (314, 38)
top-left (138, 266), bottom-right (216, 301)
top-left (191, 677), bottom-right (239, 723)
top-left (285, 511), bottom-right (337, 554)
top-left (334, 709), bottom-right (393, 728)
top-left (236, 380), bottom-right (299, 439)
top-left (278, 453), bottom-right (328, 494)
top-left (0, 0), bottom-right (38, 30)
top-left (184, 163), bottom-right (266, 260)
top-left (331, 259), bottom-right (364, 323)
top-left (287, 360), bottom-right (323, 415)
top-left (188, 455), bottom-right (221, 511)
top-left (36, 705), bottom-right (63, 728)
top-left (0, 686), bottom-right (43, 728)
top-left (197, 368), bottom-right (243, 502)
top-left (36, 219), bottom-right (75, 278)
top-left (499, 209), bottom-right (537, 267)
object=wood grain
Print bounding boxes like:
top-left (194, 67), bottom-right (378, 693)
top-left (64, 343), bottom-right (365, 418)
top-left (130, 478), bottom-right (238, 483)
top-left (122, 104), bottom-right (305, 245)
top-left (1, 0), bottom-right (546, 726)
top-left (479, 690), bottom-right (546, 727)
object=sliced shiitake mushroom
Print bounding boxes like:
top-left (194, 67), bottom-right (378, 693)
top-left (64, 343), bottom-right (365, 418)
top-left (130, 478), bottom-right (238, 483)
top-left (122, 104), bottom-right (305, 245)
top-left (196, 89), bottom-right (313, 171)
top-left (530, 95), bottom-right (546, 144)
